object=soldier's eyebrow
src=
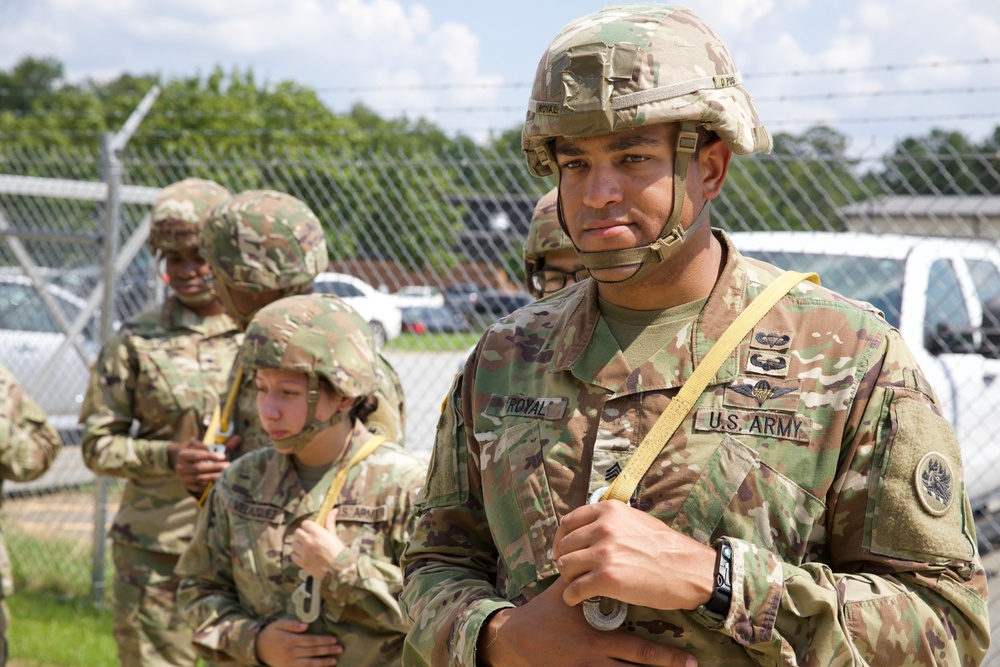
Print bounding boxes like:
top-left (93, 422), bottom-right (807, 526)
top-left (554, 142), bottom-right (586, 157)
top-left (554, 134), bottom-right (664, 157)
top-left (604, 135), bottom-right (663, 152)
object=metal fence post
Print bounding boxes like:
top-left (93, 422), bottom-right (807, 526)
top-left (90, 86), bottom-right (160, 604)
top-left (90, 131), bottom-right (119, 604)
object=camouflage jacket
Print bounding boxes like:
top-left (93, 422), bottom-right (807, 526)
top-left (79, 297), bottom-right (241, 554)
top-left (400, 231), bottom-right (990, 666)
top-left (227, 344), bottom-right (406, 458)
top-left (176, 423), bottom-right (425, 667)
top-left (0, 364), bottom-right (62, 597)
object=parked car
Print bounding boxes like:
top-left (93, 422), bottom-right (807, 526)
top-left (395, 285), bottom-right (445, 309)
top-left (402, 304), bottom-right (471, 334)
top-left (0, 273), bottom-right (100, 439)
top-left (442, 283), bottom-right (487, 313)
top-left (732, 231), bottom-right (1000, 512)
top-left (463, 290), bottom-right (535, 330)
top-left (312, 272), bottom-right (402, 347)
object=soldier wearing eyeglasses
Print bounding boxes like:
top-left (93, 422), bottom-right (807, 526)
top-left (523, 187), bottom-right (589, 299)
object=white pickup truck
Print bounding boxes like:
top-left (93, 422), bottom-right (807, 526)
top-left (732, 231), bottom-right (1000, 515)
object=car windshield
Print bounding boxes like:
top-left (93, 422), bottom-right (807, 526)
top-left (0, 282), bottom-right (82, 333)
top-left (742, 251), bottom-right (905, 328)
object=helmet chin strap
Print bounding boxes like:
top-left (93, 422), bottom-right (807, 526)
top-left (215, 279), bottom-right (255, 330)
top-left (272, 374), bottom-right (349, 455)
top-left (175, 288), bottom-right (218, 308)
top-left (563, 121), bottom-right (706, 287)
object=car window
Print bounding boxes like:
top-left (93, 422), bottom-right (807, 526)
top-left (0, 284), bottom-right (77, 333)
top-left (967, 259), bottom-right (1000, 313)
top-left (316, 281), bottom-right (364, 298)
top-left (925, 259), bottom-right (971, 352)
top-left (741, 251), bottom-right (904, 327)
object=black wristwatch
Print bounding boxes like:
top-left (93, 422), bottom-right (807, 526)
top-left (705, 539), bottom-right (733, 617)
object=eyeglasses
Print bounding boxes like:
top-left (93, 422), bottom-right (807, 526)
top-left (529, 268), bottom-right (590, 295)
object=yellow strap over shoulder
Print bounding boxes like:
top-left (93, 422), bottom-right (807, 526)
top-left (316, 435), bottom-right (387, 524)
top-left (602, 270), bottom-right (819, 504)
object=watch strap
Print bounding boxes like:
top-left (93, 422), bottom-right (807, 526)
top-left (705, 539), bottom-right (733, 617)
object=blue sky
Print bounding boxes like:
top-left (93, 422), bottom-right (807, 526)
top-left (1, 0), bottom-right (999, 155)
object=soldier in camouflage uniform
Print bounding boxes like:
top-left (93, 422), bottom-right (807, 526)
top-left (401, 5), bottom-right (989, 666)
top-left (0, 365), bottom-right (61, 666)
top-left (176, 294), bottom-right (424, 667)
top-left (79, 177), bottom-right (241, 667)
top-left (177, 190), bottom-right (406, 496)
top-left (522, 186), bottom-right (588, 299)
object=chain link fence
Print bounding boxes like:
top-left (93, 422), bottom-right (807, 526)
top-left (2, 139), bottom-right (1000, 654)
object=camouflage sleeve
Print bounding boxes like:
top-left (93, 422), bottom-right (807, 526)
top-left (79, 330), bottom-right (179, 479)
top-left (175, 484), bottom-right (266, 666)
top-left (320, 458), bottom-right (424, 635)
top-left (400, 369), bottom-right (515, 667)
top-left (703, 329), bottom-right (990, 665)
top-left (0, 366), bottom-right (61, 483)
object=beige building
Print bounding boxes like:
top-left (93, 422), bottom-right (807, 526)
top-left (839, 195), bottom-right (1000, 239)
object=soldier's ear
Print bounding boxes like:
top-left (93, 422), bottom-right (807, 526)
top-left (697, 139), bottom-right (731, 201)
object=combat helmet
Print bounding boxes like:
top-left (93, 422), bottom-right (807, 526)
top-left (149, 178), bottom-right (230, 307)
top-left (522, 187), bottom-right (580, 297)
top-left (149, 178), bottom-right (230, 255)
top-left (201, 190), bottom-right (330, 328)
top-left (522, 4), bottom-right (771, 285)
top-left (243, 293), bottom-right (376, 453)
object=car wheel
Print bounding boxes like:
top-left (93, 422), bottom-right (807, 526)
top-left (370, 321), bottom-right (387, 348)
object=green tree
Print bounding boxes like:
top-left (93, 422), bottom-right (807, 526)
top-left (715, 125), bottom-right (863, 233)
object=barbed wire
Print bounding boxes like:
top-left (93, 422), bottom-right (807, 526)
top-left (0, 55), bottom-right (997, 97)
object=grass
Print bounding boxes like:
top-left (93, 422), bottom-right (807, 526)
top-left (3, 490), bottom-right (119, 666)
top-left (8, 592), bottom-right (116, 667)
top-left (384, 331), bottom-right (481, 352)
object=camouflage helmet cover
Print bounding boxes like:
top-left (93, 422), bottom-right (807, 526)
top-left (149, 178), bottom-right (230, 254)
top-left (522, 3), bottom-right (772, 177)
top-left (522, 187), bottom-right (575, 291)
top-left (243, 294), bottom-right (377, 399)
top-left (200, 190), bottom-right (330, 292)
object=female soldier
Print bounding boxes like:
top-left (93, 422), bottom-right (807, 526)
top-left (79, 177), bottom-right (240, 667)
top-left (176, 294), bottom-right (425, 667)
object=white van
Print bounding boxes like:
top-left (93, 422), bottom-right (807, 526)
top-left (732, 231), bottom-right (1000, 513)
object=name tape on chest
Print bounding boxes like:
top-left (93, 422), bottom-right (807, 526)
top-left (337, 504), bottom-right (388, 523)
top-left (693, 407), bottom-right (812, 443)
top-left (485, 394), bottom-right (568, 420)
top-left (228, 499), bottom-right (284, 523)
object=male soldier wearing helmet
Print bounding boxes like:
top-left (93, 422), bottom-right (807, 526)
top-left (176, 294), bottom-right (424, 667)
top-left (401, 5), bottom-right (989, 667)
top-left (522, 187), bottom-right (588, 299)
top-left (80, 177), bottom-right (241, 666)
top-left (175, 189), bottom-right (406, 497)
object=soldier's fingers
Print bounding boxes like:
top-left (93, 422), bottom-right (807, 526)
top-left (607, 633), bottom-right (696, 667)
top-left (268, 618), bottom-right (310, 633)
top-left (225, 434), bottom-right (242, 451)
top-left (324, 508), bottom-right (338, 532)
top-left (291, 634), bottom-right (342, 649)
top-left (553, 504), bottom-right (603, 558)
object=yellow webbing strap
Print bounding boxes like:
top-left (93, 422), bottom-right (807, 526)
top-left (219, 361), bottom-right (244, 439)
top-left (197, 361), bottom-right (244, 508)
top-left (315, 435), bottom-right (387, 523)
top-left (602, 270), bottom-right (819, 504)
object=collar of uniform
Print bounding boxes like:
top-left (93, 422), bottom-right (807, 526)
top-left (163, 295), bottom-right (239, 337)
top-left (539, 229), bottom-right (749, 393)
top-left (248, 423), bottom-right (372, 517)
